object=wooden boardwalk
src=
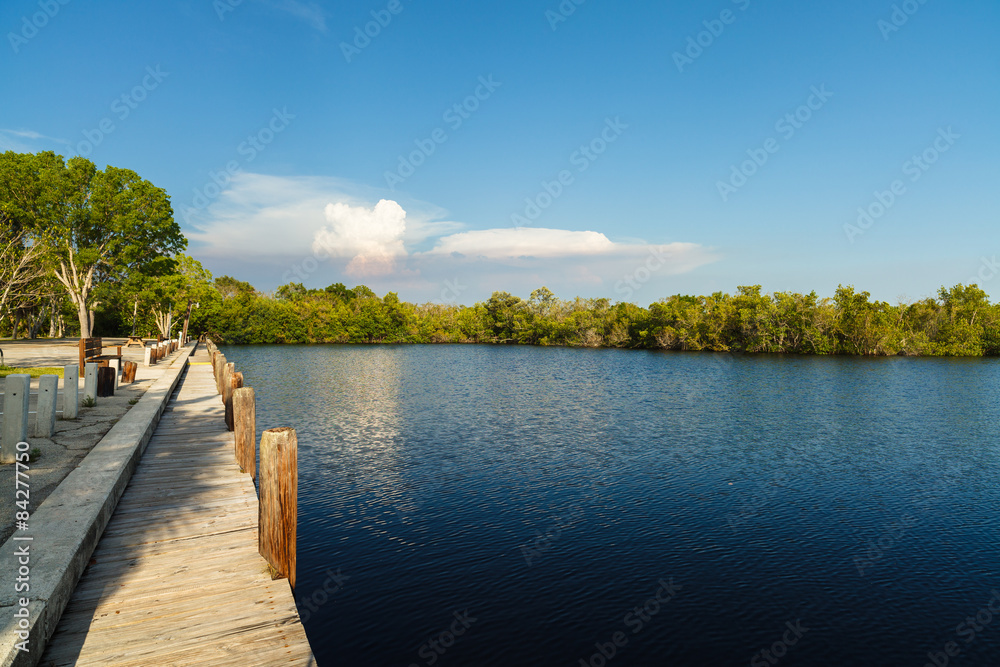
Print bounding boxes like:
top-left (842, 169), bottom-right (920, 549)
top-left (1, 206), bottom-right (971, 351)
top-left (41, 346), bottom-right (314, 666)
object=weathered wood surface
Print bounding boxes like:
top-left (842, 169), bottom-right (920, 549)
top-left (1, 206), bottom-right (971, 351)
top-left (233, 387), bottom-right (257, 479)
top-left (225, 371), bottom-right (243, 432)
top-left (41, 347), bottom-right (314, 667)
top-left (259, 428), bottom-right (298, 590)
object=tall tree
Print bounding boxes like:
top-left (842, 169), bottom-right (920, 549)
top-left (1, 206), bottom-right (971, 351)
top-left (43, 156), bottom-right (186, 336)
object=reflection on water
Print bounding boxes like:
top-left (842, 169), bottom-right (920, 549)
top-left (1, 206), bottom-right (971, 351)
top-left (221, 345), bottom-right (1000, 666)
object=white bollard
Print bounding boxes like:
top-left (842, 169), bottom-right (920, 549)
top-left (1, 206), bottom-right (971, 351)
top-left (84, 362), bottom-right (99, 403)
top-left (35, 375), bottom-right (58, 438)
top-left (1, 374), bottom-right (30, 464)
top-left (144, 346), bottom-right (153, 367)
top-left (109, 358), bottom-right (121, 390)
top-left (64, 365), bottom-right (79, 419)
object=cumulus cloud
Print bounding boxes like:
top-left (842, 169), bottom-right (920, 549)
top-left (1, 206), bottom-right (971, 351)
top-left (314, 200), bottom-right (408, 277)
top-left (182, 172), bottom-right (718, 300)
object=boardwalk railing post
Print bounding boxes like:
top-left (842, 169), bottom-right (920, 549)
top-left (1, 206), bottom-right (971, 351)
top-left (225, 371), bottom-right (243, 432)
top-left (63, 365), bottom-right (79, 419)
top-left (234, 386), bottom-right (257, 478)
top-left (1, 374), bottom-right (30, 464)
top-left (222, 362), bottom-right (235, 407)
top-left (144, 346), bottom-right (153, 367)
top-left (84, 362), bottom-right (99, 403)
top-left (35, 375), bottom-right (58, 438)
top-left (259, 427), bottom-right (297, 588)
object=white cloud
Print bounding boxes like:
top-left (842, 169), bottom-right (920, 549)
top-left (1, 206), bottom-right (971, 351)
top-left (184, 172), bottom-right (718, 301)
top-left (425, 227), bottom-right (616, 259)
top-left (0, 128), bottom-right (69, 153)
top-left (314, 200), bottom-right (408, 277)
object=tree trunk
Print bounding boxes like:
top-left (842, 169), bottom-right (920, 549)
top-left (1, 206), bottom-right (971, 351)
top-left (88, 309), bottom-right (96, 336)
top-left (77, 301), bottom-right (91, 338)
top-left (181, 299), bottom-right (193, 343)
top-left (12, 312), bottom-right (19, 340)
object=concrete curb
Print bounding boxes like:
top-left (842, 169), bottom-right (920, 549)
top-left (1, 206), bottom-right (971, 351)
top-left (0, 342), bottom-right (198, 667)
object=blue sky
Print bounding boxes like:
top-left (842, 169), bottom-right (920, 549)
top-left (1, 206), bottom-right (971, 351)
top-left (2, 0), bottom-right (998, 305)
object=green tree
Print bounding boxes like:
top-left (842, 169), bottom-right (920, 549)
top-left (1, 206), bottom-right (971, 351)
top-left (4, 152), bottom-right (187, 337)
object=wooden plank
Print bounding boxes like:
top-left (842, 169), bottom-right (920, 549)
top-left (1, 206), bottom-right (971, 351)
top-left (41, 346), bottom-right (314, 666)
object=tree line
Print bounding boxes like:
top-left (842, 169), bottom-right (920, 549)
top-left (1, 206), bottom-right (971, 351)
top-left (184, 281), bottom-right (1000, 356)
top-left (3, 150), bottom-right (998, 356)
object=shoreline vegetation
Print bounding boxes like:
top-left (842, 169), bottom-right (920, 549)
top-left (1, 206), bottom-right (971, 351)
top-left (3, 151), bottom-right (995, 358)
top-left (192, 280), bottom-right (998, 357)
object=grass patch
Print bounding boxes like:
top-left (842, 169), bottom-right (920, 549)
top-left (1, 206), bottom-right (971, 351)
top-left (128, 398), bottom-right (140, 405)
top-left (0, 365), bottom-right (64, 378)
top-left (29, 448), bottom-right (41, 462)
top-left (81, 396), bottom-right (96, 408)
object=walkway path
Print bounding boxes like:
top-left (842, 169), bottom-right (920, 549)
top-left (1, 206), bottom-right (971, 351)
top-left (40, 346), bottom-right (314, 666)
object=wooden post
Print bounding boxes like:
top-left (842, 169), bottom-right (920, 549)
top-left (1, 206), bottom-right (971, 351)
top-left (97, 367), bottom-right (115, 397)
top-left (233, 386), bottom-right (256, 478)
top-left (221, 362), bottom-right (234, 407)
top-left (225, 371), bottom-right (243, 431)
top-left (213, 352), bottom-right (224, 393)
top-left (259, 427), bottom-right (297, 588)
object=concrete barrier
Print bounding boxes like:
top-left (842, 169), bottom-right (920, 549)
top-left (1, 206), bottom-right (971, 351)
top-left (34, 376), bottom-right (58, 438)
top-left (1, 374), bottom-right (30, 464)
top-left (83, 363), bottom-right (98, 404)
top-left (0, 342), bottom-right (198, 667)
top-left (63, 367), bottom-right (78, 420)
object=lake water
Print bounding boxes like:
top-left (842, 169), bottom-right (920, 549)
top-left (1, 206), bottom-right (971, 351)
top-left (220, 344), bottom-right (1000, 666)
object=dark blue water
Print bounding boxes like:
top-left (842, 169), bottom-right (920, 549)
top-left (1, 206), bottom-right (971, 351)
top-left (220, 345), bottom-right (1000, 666)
